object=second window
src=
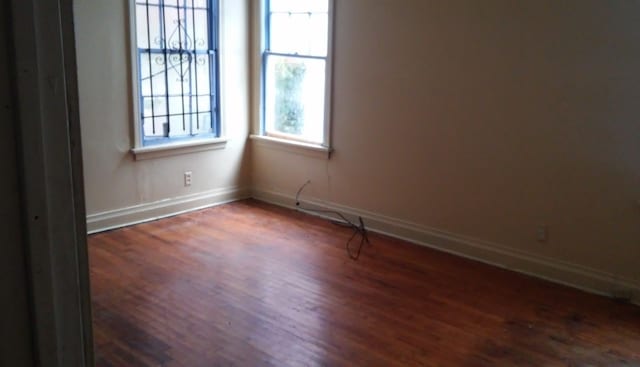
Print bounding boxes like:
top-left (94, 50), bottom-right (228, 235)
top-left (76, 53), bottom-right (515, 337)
top-left (262, 0), bottom-right (331, 146)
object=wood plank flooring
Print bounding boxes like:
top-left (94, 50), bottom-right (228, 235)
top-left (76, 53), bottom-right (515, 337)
top-left (89, 199), bottom-right (640, 366)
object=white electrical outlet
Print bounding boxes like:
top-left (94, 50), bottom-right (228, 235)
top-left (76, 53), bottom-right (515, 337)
top-left (536, 225), bottom-right (548, 242)
top-left (184, 171), bottom-right (192, 187)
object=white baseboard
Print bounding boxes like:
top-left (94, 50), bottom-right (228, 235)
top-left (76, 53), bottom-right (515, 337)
top-left (86, 186), bottom-right (250, 234)
top-left (252, 188), bottom-right (640, 306)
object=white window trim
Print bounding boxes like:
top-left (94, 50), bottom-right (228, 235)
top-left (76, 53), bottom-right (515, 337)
top-left (131, 137), bottom-right (228, 160)
top-left (126, 0), bottom-right (227, 160)
top-left (255, 0), bottom-right (335, 157)
top-left (249, 134), bottom-right (331, 159)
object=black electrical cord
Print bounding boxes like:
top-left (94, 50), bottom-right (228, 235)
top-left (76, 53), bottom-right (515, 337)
top-left (295, 181), bottom-right (370, 260)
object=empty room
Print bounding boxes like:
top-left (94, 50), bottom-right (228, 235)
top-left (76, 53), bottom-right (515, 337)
top-left (2, 0), bottom-right (639, 365)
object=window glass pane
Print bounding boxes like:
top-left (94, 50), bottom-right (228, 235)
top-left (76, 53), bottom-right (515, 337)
top-left (192, 9), bottom-right (209, 50)
top-left (169, 115), bottom-right (189, 137)
top-left (168, 96), bottom-right (185, 116)
top-left (163, 7), bottom-right (189, 50)
top-left (136, 4), bottom-right (149, 48)
top-left (139, 53), bottom-right (168, 97)
top-left (182, 95), bottom-right (192, 116)
top-left (265, 55), bottom-right (325, 144)
top-left (142, 116), bottom-right (168, 138)
top-left (196, 95), bottom-right (211, 112)
top-left (193, 0), bottom-right (208, 8)
top-left (136, 0), bottom-right (217, 144)
top-left (136, 4), bottom-right (162, 49)
top-left (270, 0), bottom-right (328, 13)
top-left (269, 12), bottom-right (328, 56)
top-left (193, 54), bottom-right (211, 94)
top-left (166, 54), bottom-right (191, 95)
top-left (142, 96), bottom-right (167, 119)
top-left (195, 113), bottom-right (213, 134)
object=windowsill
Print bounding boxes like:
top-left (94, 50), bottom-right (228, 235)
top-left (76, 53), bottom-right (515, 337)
top-left (249, 134), bottom-right (332, 159)
top-left (131, 137), bottom-right (228, 161)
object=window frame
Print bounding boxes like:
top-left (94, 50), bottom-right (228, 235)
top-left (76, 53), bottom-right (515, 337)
top-left (128, 0), bottom-right (227, 159)
top-left (258, 0), bottom-right (334, 151)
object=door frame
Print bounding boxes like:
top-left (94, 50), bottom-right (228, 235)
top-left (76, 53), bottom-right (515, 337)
top-left (9, 0), bottom-right (94, 365)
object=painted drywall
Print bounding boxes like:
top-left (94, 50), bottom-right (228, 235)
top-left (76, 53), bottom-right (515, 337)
top-left (251, 0), bottom-right (640, 288)
top-left (0, 9), bottom-right (34, 366)
top-left (75, 0), bottom-right (250, 217)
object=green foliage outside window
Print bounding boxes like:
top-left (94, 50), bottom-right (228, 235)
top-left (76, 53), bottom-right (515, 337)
top-left (274, 60), bottom-right (306, 134)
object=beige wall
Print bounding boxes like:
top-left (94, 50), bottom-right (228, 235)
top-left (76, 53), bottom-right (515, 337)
top-left (252, 0), bottom-right (640, 286)
top-left (75, 0), bottom-right (250, 216)
top-left (75, 0), bottom-right (639, 296)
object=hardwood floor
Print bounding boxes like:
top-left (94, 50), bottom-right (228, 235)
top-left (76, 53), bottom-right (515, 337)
top-left (89, 199), bottom-right (640, 366)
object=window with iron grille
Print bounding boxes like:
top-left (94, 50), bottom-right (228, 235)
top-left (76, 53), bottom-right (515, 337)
top-left (262, 0), bottom-right (332, 146)
top-left (134, 0), bottom-right (219, 146)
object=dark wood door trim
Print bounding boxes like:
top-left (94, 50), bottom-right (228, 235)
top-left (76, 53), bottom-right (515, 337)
top-left (8, 0), bottom-right (93, 365)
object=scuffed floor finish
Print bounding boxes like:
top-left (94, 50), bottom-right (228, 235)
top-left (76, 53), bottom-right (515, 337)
top-left (89, 199), bottom-right (640, 366)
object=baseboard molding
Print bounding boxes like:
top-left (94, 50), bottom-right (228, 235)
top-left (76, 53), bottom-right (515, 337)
top-left (252, 188), bottom-right (640, 306)
top-left (86, 186), bottom-right (250, 234)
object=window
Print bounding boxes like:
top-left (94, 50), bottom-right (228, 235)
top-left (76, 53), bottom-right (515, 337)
top-left (262, 0), bottom-right (332, 146)
top-left (133, 0), bottom-right (220, 147)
